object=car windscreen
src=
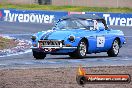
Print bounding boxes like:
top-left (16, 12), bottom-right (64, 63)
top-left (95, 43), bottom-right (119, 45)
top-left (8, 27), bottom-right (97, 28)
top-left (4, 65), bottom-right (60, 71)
top-left (55, 19), bottom-right (94, 30)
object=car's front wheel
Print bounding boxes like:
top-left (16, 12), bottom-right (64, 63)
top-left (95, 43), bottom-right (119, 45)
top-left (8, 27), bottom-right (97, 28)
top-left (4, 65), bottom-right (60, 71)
top-left (32, 50), bottom-right (46, 59)
top-left (69, 39), bottom-right (87, 59)
top-left (107, 39), bottom-right (120, 57)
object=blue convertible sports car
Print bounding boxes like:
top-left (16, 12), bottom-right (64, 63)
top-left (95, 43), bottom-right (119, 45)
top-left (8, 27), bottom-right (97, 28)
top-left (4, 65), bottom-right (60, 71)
top-left (31, 14), bottom-right (126, 59)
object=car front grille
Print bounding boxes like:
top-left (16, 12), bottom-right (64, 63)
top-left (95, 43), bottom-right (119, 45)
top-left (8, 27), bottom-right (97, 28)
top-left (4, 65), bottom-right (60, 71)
top-left (38, 40), bottom-right (63, 47)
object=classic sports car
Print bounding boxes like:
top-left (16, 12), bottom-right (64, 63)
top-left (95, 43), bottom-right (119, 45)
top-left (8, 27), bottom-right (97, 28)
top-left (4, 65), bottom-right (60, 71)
top-left (31, 14), bottom-right (126, 59)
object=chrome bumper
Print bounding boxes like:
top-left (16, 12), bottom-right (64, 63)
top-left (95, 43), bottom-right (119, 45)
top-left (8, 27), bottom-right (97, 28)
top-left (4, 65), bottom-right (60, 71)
top-left (31, 46), bottom-right (77, 49)
top-left (31, 40), bottom-right (77, 50)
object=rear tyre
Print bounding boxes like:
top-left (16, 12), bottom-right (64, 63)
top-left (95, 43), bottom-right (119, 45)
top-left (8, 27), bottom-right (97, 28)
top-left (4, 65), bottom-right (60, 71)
top-left (69, 39), bottom-right (87, 59)
top-left (107, 39), bottom-right (120, 57)
top-left (32, 50), bottom-right (46, 59)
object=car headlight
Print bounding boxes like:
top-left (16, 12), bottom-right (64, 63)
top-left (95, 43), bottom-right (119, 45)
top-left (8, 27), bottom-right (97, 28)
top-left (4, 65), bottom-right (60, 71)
top-left (31, 36), bottom-right (36, 41)
top-left (68, 35), bottom-right (75, 42)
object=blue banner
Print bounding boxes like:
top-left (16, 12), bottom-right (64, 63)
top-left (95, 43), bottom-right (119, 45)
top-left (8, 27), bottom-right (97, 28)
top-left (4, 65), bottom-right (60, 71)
top-left (0, 9), bottom-right (67, 24)
top-left (86, 12), bottom-right (132, 26)
top-left (0, 9), bottom-right (132, 26)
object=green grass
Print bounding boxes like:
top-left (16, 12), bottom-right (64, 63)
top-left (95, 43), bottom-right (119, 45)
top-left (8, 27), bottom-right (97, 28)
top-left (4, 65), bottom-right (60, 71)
top-left (0, 3), bottom-right (132, 13)
top-left (0, 37), bottom-right (18, 50)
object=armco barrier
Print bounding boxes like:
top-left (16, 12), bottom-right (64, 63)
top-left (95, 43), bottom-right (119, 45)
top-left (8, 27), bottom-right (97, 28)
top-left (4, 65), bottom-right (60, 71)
top-left (0, 9), bottom-right (131, 26)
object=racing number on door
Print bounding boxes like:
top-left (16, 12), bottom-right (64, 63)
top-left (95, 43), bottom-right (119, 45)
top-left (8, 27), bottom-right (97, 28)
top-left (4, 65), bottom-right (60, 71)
top-left (97, 36), bottom-right (105, 47)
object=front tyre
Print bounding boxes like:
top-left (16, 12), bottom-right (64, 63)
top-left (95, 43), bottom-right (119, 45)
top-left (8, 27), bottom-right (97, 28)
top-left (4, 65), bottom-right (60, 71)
top-left (107, 39), bottom-right (120, 57)
top-left (32, 50), bottom-right (46, 59)
top-left (69, 39), bottom-right (87, 59)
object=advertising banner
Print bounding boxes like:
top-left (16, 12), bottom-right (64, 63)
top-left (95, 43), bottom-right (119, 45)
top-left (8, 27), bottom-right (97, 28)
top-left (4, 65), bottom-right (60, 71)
top-left (0, 9), bottom-right (131, 26)
top-left (86, 12), bottom-right (132, 26)
top-left (0, 9), bottom-right (67, 24)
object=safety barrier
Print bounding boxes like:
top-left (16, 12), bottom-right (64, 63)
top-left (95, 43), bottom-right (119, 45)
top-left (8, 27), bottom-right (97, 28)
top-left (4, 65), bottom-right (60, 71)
top-left (0, 9), bottom-right (131, 26)
top-left (85, 12), bottom-right (132, 26)
top-left (0, 9), bottom-right (67, 24)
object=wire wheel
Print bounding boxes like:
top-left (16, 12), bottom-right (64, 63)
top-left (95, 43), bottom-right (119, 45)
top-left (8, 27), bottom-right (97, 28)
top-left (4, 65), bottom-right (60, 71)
top-left (107, 39), bottom-right (120, 57)
top-left (69, 39), bottom-right (87, 59)
top-left (79, 41), bottom-right (87, 57)
top-left (113, 40), bottom-right (119, 55)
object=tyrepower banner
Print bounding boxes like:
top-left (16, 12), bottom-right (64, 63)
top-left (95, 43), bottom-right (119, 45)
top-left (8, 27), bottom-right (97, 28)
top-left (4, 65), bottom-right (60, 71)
top-left (0, 9), bottom-right (67, 24)
top-left (86, 12), bottom-right (132, 26)
top-left (0, 9), bottom-right (132, 26)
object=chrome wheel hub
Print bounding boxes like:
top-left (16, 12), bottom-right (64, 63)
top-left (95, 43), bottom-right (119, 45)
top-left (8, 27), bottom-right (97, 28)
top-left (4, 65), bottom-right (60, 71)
top-left (79, 42), bottom-right (86, 56)
top-left (113, 40), bottom-right (119, 54)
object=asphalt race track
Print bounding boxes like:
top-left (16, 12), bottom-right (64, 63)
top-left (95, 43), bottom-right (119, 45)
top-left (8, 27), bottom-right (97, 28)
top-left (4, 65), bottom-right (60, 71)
top-left (0, 21), bottom-right (132, 69)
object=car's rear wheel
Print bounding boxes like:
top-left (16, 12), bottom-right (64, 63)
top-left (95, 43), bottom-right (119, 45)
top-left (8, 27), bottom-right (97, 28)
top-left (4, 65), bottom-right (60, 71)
top-left (107, 39), bottom-right (120, 57)
top-left (69, 39), bottom-right (87, 59)
top-left (33, 50), bottom-right (46, 59)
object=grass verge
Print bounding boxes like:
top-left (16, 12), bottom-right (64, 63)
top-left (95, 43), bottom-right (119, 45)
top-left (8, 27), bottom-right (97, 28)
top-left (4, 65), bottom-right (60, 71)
top-left (0, 4), bottom-right (132, 13)
top-left (0, 36), bottom-right (18, 50)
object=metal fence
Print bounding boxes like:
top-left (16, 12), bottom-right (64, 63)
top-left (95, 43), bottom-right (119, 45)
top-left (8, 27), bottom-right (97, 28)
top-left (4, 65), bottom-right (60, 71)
top-left (52, 0), bottom-right (132, 8)
top-left (0, 0), bottom-right (38, 4)
top-left (0, 0), bottom-right (50, 5)
top-left (0, 0), bottom-right (132, 8)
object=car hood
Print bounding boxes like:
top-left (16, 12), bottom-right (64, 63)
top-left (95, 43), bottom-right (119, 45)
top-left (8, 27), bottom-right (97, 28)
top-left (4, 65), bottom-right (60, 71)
top-left (40, 29), bottom-right (83, 40)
